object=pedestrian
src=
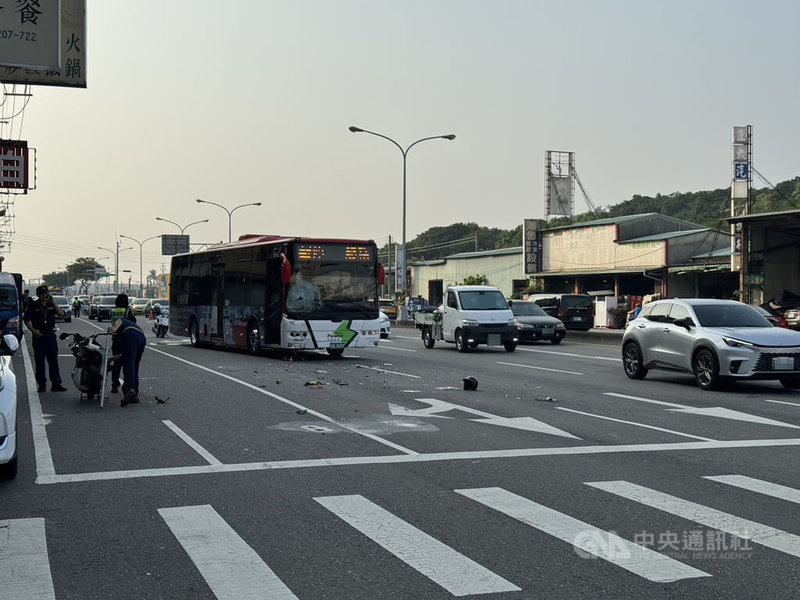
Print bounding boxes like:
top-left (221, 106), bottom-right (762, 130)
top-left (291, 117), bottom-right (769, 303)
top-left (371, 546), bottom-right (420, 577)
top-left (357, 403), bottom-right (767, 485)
top-left (109, 293), bottom-right (136, 395)
top-left (633, 302), bottom-right (642, 318)
top-left (23, 285), bottom-right (67, 393)
top-left (21, 289), bottom-right (30, 311)
top-left (107, 315), bottom-right (146, 406)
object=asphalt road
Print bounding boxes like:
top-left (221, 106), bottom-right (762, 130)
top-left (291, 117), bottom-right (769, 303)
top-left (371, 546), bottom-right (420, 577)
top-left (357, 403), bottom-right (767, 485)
top-left (2, 317), bottom-right (800, 599)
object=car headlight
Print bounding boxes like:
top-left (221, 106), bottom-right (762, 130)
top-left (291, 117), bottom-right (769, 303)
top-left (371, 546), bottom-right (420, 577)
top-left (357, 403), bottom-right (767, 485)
top-left (507, 319), bottom-right (517, 326)
top-left (555, 323), bottom-right (566, 330)
top-left (462, 319), bottom-right (479, 327)
top-left (722, 336), bottom-right (756, 349)
top-left (517, 322), bottom-right (534, 329)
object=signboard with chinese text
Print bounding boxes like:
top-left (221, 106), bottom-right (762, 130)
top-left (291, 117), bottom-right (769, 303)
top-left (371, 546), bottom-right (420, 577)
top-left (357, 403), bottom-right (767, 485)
top-left (0, 140), bottom-right (29, 189)
top-left (523, 218), bottom-right (542, 275)
top-left (0, 0), bottom-right (60, 69)
top-left (162, 235), bottom-right (188, 255)
top-left (0, 0), bottom-right (85, 87)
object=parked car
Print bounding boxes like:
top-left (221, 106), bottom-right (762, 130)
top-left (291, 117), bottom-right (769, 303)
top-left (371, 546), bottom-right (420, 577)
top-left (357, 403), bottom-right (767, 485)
top-left (784, 308), bottom-right (800, 330)
top-left (528, 293), bottom-right (594, 331)
top-left (96, 295), bottom-right (118, 322)
top-left (379, 299), bottom-right (397, 320)
top-left (508, 299), bottom-right (566, 344)
top-left (145, 299), bottom-right (170, 319)
top-left (131, 297), bottom-right (149, 315)
top-left (87, 296), bottom-right (102, 320)
top-left (76, 294), bottom-right (91, 316)
top-left (0, 273), bottom-right (22, 339)
top-left (52, 295), bottom-right (72, 322)
top-left (378, 310), bottom-right (391, 339)
top-left (622, 298), bottom-right (800, 390)
top-left (0, 334), bottom-right (20, 479)
top-left (752, 305), bottom-right (788, 328)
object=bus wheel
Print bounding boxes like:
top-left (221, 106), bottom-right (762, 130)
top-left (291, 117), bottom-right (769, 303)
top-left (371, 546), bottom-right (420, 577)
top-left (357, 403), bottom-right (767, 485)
top-left (246, 320), bottom-right (261, 355)
top-left (327, 348), bottom-right (344, 357)
top-left (190, 318), bottom-right (202, 348)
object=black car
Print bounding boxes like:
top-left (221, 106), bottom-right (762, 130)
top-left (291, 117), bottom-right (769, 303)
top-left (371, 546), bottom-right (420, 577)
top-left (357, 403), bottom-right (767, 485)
top-left (528, 293), bottom-right (595, 331)
top-left (96, 295), bottom-right (118, 322)
top-left (508, 300), bottom-right (566, 344)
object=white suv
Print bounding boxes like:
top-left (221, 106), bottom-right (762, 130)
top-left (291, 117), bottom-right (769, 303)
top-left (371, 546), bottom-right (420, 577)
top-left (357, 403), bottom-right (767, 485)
top-left (0, 334), bottom-right (20, 479)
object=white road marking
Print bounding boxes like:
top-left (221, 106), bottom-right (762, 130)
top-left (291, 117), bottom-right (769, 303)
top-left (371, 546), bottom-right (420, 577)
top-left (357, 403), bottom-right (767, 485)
top-left (587, 480), bottom-right (800, 558)
top-left (703, 475), bottom-right (800, 504)
top-left (375, 345), bottom-right (418, 353)
top-left (21, 341), bottom-right (56, 481)
top-left (147, 347), bottom-right (419, 455)
top-left (159, 505), bottom-right (298, 600)
top-left (389, 398), bottom-right (580, 439)
top-left (555, 407), bottom-right (716, 441)
top-left (765, 399), bottom-right (800, 408)
top-left (516, 347), bottom-right (621, 362)
top-left (162, 420), bottom-right (222, 465)
top-left (603, 392), bottom-right (800, 429)
top-left (315, 494), bottom-right (520, 596)
top-left (0, 518), bottom-right (56, 598)
top-left (37, 437), bottom-right (800, 485)
top-left (497, 361), bottom-right (583, 375)
top-left (355, 364), bottom-right (420, 377)
top-left (456, 487), bottom-right (709, 583)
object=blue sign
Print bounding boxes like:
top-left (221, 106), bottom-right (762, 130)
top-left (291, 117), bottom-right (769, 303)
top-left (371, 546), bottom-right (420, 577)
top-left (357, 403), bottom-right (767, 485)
top-left (734, 162), bottom-right (749, 180)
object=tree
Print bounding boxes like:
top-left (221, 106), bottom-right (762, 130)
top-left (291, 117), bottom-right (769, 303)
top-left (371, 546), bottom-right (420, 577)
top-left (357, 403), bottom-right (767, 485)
top-left (43, 257), bottom-right (107, 295)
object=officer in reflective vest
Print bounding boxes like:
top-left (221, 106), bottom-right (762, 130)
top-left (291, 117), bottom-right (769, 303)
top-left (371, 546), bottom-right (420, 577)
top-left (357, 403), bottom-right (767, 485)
top-left (110, 294), bottom-right (136, 394)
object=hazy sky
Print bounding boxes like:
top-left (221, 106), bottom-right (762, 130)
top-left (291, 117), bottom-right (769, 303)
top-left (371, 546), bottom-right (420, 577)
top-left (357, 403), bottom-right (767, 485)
top-left (2, 0), bottom-right (799, 286)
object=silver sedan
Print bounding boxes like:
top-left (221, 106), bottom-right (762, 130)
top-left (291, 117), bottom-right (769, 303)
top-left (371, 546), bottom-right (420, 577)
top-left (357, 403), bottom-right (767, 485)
top-left (621, 298), bottom-right (800, 390)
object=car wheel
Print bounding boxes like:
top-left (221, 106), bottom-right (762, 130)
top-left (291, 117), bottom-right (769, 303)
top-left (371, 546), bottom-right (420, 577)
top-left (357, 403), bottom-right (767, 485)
top-left (504, 342), bottom-right (517, 352)
top-left (422, 326), bottom-right (435, 349)
top-left (622, 341), bottom-right (648, 379)
top-left (327, 348), bottom-right (344, 357)
top-left (780, 377), bottom-right (800, 389)
top-left (0, 453), bottom-right (17, 479)
top-left (455, 329), bottom-right (468, 352)
top-left (693, 348), bottom-right (721, 390)
top-left (550, 337), bottom-right (563, 345)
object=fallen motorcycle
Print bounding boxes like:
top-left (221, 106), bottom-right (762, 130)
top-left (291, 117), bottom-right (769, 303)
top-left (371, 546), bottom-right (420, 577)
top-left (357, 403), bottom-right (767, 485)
top-left (59, 331), bottom-right (118, 406)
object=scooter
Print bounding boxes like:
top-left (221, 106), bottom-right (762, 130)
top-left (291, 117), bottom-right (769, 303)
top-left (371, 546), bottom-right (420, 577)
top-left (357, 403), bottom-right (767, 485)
top-left (152, 307), bottom-right (169, 338)
top-left (59, 331), bottom-right (118, 405)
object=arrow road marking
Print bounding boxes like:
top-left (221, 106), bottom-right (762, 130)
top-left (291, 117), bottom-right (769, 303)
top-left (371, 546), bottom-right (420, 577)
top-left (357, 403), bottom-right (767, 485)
top-left (389, 398), bottom-right (581, 439)
top-left (603, 392), bottom-right (800, 430)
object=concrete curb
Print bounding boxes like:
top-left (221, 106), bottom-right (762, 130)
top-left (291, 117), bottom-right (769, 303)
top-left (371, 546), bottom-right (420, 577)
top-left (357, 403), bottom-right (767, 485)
top-left (393, 320), bottom-right (624, 347)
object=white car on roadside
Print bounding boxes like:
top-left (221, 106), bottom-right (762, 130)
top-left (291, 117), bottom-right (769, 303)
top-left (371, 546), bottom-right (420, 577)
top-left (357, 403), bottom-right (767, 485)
top-left (0, 334), bottom-right (20, 479)
top-left (379, 310), bottom-right (391, 339)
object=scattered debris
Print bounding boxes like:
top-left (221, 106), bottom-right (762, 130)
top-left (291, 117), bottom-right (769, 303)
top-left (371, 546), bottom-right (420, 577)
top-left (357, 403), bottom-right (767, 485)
top-left (155, 396), bottom-right (169, 404)
top-left (304, 380), bottom-right (326, 387)
top-left (332, 379), bottom-right (348, 386)
top-left (463, 376), bottom-right (478, 391)
top-left (316, 369), bottom-right (328, 374)
top-left (535, 396), bottom-right (557, 402)
top-left (296, 408), bottom-right (308, 415)
top-left (275, 380), bottom-right (281, 384)
top-left (435, 386), bottom-right (458, 390)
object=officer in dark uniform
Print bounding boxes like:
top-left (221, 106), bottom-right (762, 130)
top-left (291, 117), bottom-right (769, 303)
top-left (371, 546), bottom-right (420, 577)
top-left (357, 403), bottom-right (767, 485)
top-left (23, 285), bottom-right (67, 393)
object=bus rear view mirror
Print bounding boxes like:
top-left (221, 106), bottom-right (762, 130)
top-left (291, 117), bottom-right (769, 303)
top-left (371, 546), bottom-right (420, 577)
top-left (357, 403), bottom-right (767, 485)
top-left (378, 262), bottom-right (385, 286)
top-left (281, 255), bottom-right (292, 285)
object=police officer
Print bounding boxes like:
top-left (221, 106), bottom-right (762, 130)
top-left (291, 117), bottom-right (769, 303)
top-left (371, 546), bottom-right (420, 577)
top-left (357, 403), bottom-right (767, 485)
top-left (110, 293), bottom-right (136, 394)
top-left (23, 285), bottom-right (67, 393)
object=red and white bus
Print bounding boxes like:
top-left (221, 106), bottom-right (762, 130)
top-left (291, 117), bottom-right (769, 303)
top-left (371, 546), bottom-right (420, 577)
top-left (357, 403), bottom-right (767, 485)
top-left (170, 235), bottom-right (386, 356)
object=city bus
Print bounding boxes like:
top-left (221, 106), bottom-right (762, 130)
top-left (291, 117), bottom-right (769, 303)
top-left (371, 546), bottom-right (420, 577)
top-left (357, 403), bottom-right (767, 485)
top-left (169, 234), bottom-right (386, 356)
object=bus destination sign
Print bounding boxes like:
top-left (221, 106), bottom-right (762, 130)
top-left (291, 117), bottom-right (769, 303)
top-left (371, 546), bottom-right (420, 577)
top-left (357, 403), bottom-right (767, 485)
top-left (297, 244), bottom-right (374, 262)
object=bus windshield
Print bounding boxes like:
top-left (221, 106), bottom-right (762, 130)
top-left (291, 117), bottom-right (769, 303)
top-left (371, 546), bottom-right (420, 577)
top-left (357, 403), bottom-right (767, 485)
top-left (287, 261), bottom-right (376, 319)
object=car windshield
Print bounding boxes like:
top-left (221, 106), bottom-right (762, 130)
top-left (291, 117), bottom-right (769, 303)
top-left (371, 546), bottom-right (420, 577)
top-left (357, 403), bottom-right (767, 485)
top-left (692, 303), bottom-right (772, 328)
top-left (52, 296), bottom-right (69, 307)
top-left (561, 295), bottom-right (593, 309)
top-left (458, 290), bottom-right (509, 310)
top-left (511, 302), bottom-right (548, 317)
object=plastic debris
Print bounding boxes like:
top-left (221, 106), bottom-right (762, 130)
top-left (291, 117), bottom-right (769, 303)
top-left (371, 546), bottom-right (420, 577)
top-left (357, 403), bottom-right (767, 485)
top-left (535, 396), bottom-right (557, 402)
top-left (155, 396), bottom-right (169, 404)
top-left (297, 408), bottom-right (308, 415)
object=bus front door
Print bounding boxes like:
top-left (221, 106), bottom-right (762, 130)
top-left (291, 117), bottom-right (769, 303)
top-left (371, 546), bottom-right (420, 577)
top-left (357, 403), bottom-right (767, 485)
top-left (264, 257), bottom-right (283, 344)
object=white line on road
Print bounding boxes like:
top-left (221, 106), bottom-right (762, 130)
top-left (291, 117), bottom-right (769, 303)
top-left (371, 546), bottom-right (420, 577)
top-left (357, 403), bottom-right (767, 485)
top-left (497, 361), bottom-right (583, 375)
top-left (765, 399), bottom-right (800, 408)
top-left (315, 494), bottom-right (520, 596)
top-left (375, 345), bottom-right (418, 353)
top-left (159, 505), bottom-right (298, 600)
top-left (0, 518), bottom-right (56, 599)
top-left (455, 487), bottom-right (710, 583)
top-left (516, 347), bottom-right (621, 362)
top-left (355, 364), bottom-right (420, 377)
top-left (555, 407), bottom-right (717, 441)
top-left (703, 474), bottom-right (800, 504)
top-left (21, 340), bottom-right (56, 481)
top-left (586, 480), bottom-right (800, 558)
top-left (37, 437), bottom-right (800, 485)
top-left (162, 420), bottom-right (222, 465)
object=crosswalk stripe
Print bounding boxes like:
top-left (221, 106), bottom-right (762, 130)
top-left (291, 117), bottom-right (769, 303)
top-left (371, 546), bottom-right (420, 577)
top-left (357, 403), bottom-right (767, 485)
top-left (158, 505), bottom-right (298, 600)
top-left (586, 480), bottom-right (800, 558)
top-left (704, 475), bottom-right (800, 504)
top-left (0, 518), bottom-right (55, 598)
top-left (455, 487), bottom-right (710, 583)
top-left (315, 494), bottom-right (521, 596)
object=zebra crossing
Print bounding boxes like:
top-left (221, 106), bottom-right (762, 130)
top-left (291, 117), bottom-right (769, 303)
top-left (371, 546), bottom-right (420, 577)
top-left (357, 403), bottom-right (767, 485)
top-left (4, 473), bottom-right (800, 598)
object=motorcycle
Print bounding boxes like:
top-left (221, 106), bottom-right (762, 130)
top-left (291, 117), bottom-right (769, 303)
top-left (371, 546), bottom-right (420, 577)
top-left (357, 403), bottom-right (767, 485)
top-left (58, 331), bottom-right (118, 405)
top-left (152, 307), bottom-right (169, 338)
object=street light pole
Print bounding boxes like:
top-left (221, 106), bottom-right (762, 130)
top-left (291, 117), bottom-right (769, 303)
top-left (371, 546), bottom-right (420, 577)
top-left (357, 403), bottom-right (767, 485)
top-left (195, 199), bottom-right (262, 242)
top-left (98, 242), bottom-right (132, 294)
top-left (155, 217), bottom-right (209, 234)
top-left (348, 126), bottom-right (455, 301)
top-left (119, 235), bottom-right (160, 297)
